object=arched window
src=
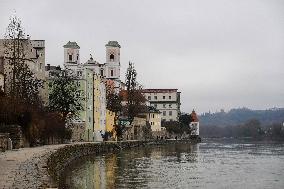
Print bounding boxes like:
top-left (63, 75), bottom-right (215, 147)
top-left (110, 54), bottom-right (114, 61)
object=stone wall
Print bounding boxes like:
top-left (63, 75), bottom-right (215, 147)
top-left (46, 141), bottom-right (146, 187)
top-left (0, 125), bottom-right (22, 148)
top-left (46, 139), bottom-right (201, 187)
top-left (0, 133), bottom-right (9, 151)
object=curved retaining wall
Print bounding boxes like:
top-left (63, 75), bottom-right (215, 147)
top-left (46, 139), bottom-right (201, 188)
top-left (47, 141), bottom-right (144, 185)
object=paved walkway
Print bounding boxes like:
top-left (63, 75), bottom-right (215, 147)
top-left (0, 144), bottom-right (66, 188)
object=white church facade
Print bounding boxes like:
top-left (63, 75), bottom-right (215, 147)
top-left (63, 41), bottom-right (122, 91)
top-left (62, 41), bottom-right (122, 141)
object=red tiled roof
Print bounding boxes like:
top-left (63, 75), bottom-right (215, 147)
top-left (190, 110), bottom-right (199, 122)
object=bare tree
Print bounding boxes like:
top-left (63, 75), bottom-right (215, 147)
top-left (105, 81), bottom-right (122, 113)
top-left (125, 62), bottom-right (146, 122)
top-left (3, 14), bottom-right (43, 106)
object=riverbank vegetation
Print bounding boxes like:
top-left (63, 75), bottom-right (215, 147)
top-left (0, 15), bottom-right (76, 146)
top-left (200, 119), bottom-right (284, 140)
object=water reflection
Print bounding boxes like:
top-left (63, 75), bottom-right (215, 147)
top-left (60, 143), bottom-right (199, 189)
top-left (60, 141), bottom-right (284, 189)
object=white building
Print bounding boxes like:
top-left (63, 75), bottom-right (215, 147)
top-left (63, 41), bottom-right (115, 141)
top-left (63, 41), bottom-right (122, 92)
top-left (0, 37), bottom-right (45, 81)
top-left (0, 37), bottom-right (46, 100)
top-left (141, 89), bottom-right (181, 122)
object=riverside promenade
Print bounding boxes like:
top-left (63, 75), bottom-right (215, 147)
top-left (0, 144), bottom-right (68, 188)
top-left (0, 139), bottom-right (200, 188)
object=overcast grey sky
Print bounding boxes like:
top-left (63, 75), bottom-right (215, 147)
top-left (1, 0), bottom-right (283, 113)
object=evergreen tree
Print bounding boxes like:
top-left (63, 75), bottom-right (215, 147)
top-left (48, 70), bottom-right (84, 122)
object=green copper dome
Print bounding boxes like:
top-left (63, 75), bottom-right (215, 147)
top-left (63, 41), bottom-right (80, 49)
top-left (105, 41), bottom-right (121, 48)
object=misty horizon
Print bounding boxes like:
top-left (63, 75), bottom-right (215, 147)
top-left (1, 0), bottom-right (283, 113)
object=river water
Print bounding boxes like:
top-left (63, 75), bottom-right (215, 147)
top-left (60, 139), bottom-right (284, 189)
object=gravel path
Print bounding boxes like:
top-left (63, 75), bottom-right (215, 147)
top-left (0, 144), bottom-right (67, 189)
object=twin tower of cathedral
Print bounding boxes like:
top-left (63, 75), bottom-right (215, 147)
top-left (63, 41), bottom-right (121, 85)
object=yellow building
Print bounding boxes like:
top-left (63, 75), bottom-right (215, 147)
top-left (146, 106), bottom-right (162, 131)
top-left (93, 74), bottom-right (106, 141)
top-left (106, 110), bottom-right (116, 140)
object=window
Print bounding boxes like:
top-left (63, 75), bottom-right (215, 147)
top-left (169, 111), bottom-right (172, 116)
top-left (111, 70), bottom-right (114, 76)
top-left (77, 71), bottom-right (82, 76)
top-left (39, 63), bottom-right (42, 70)
top-left (152, 114), bottom-right (155, 118)
top-left (89, 117), bottom-right (91, 123)
top-left (100, 69), bottom-right (104, 76)
top-left (110, 54), bottom-right (114, 61)
top-left (154, 104), bottom-right (157, 108)
top-left (163, 104), bottom-right (166, 108)
top-left (169, 104), bottom-right (172, 108)
top-left (163, 111), bottom-right (166, 116)
top-left (163, 96), bottom-right (165, 99)
top-left (169, 96), bottom-right (172, 100)
top-left (77, 54), bottom-right (79, 60)
top-left (148, 96), bottom-right (151, 100)
top-left (154, 96), bottom-right (157, 100)
top-left (69, 54), bottom-right (72, 61)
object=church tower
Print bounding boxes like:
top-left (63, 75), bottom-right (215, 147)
top-left (105, 41), bottom-right (120, 80)
top-left (63, 41), bottom-right (80, 64)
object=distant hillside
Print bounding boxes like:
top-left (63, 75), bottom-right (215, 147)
top-left (199, 108), bottom-right (284, 127)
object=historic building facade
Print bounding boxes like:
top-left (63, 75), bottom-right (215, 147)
top-left (93, 74), bottom-right (106, 141)
top-left (145, 106), bottom-right (162, 131)
top-left (63, 41), bottom-right (122, 92)
top-left (0, 37), bottom-right (45, 81)
top-left (141, 89), bottom-right (181, 122)
top-left (63, 41), bottom-right (114, 141)
top-left (0, 37), bottom-right (46, 98)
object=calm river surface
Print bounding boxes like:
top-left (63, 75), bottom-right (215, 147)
top-left (60, 139), bottom-right (284, 189)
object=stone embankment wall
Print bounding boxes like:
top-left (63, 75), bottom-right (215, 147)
top-left (0, 133), bottom-right (9, 151)
top-left (46, 139), bottom-right (201, 188)
top-left (47, 141), bottom-right (146, 186)
top-left (0, 125), bottom-right (23, 148)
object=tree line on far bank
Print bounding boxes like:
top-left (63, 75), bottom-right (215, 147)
top-left (198, 108), bottom-right (284, 139)
top-left (200, 119), bottom-right (284, 140)
top-left (199, 107), bottom-right (284, 126)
